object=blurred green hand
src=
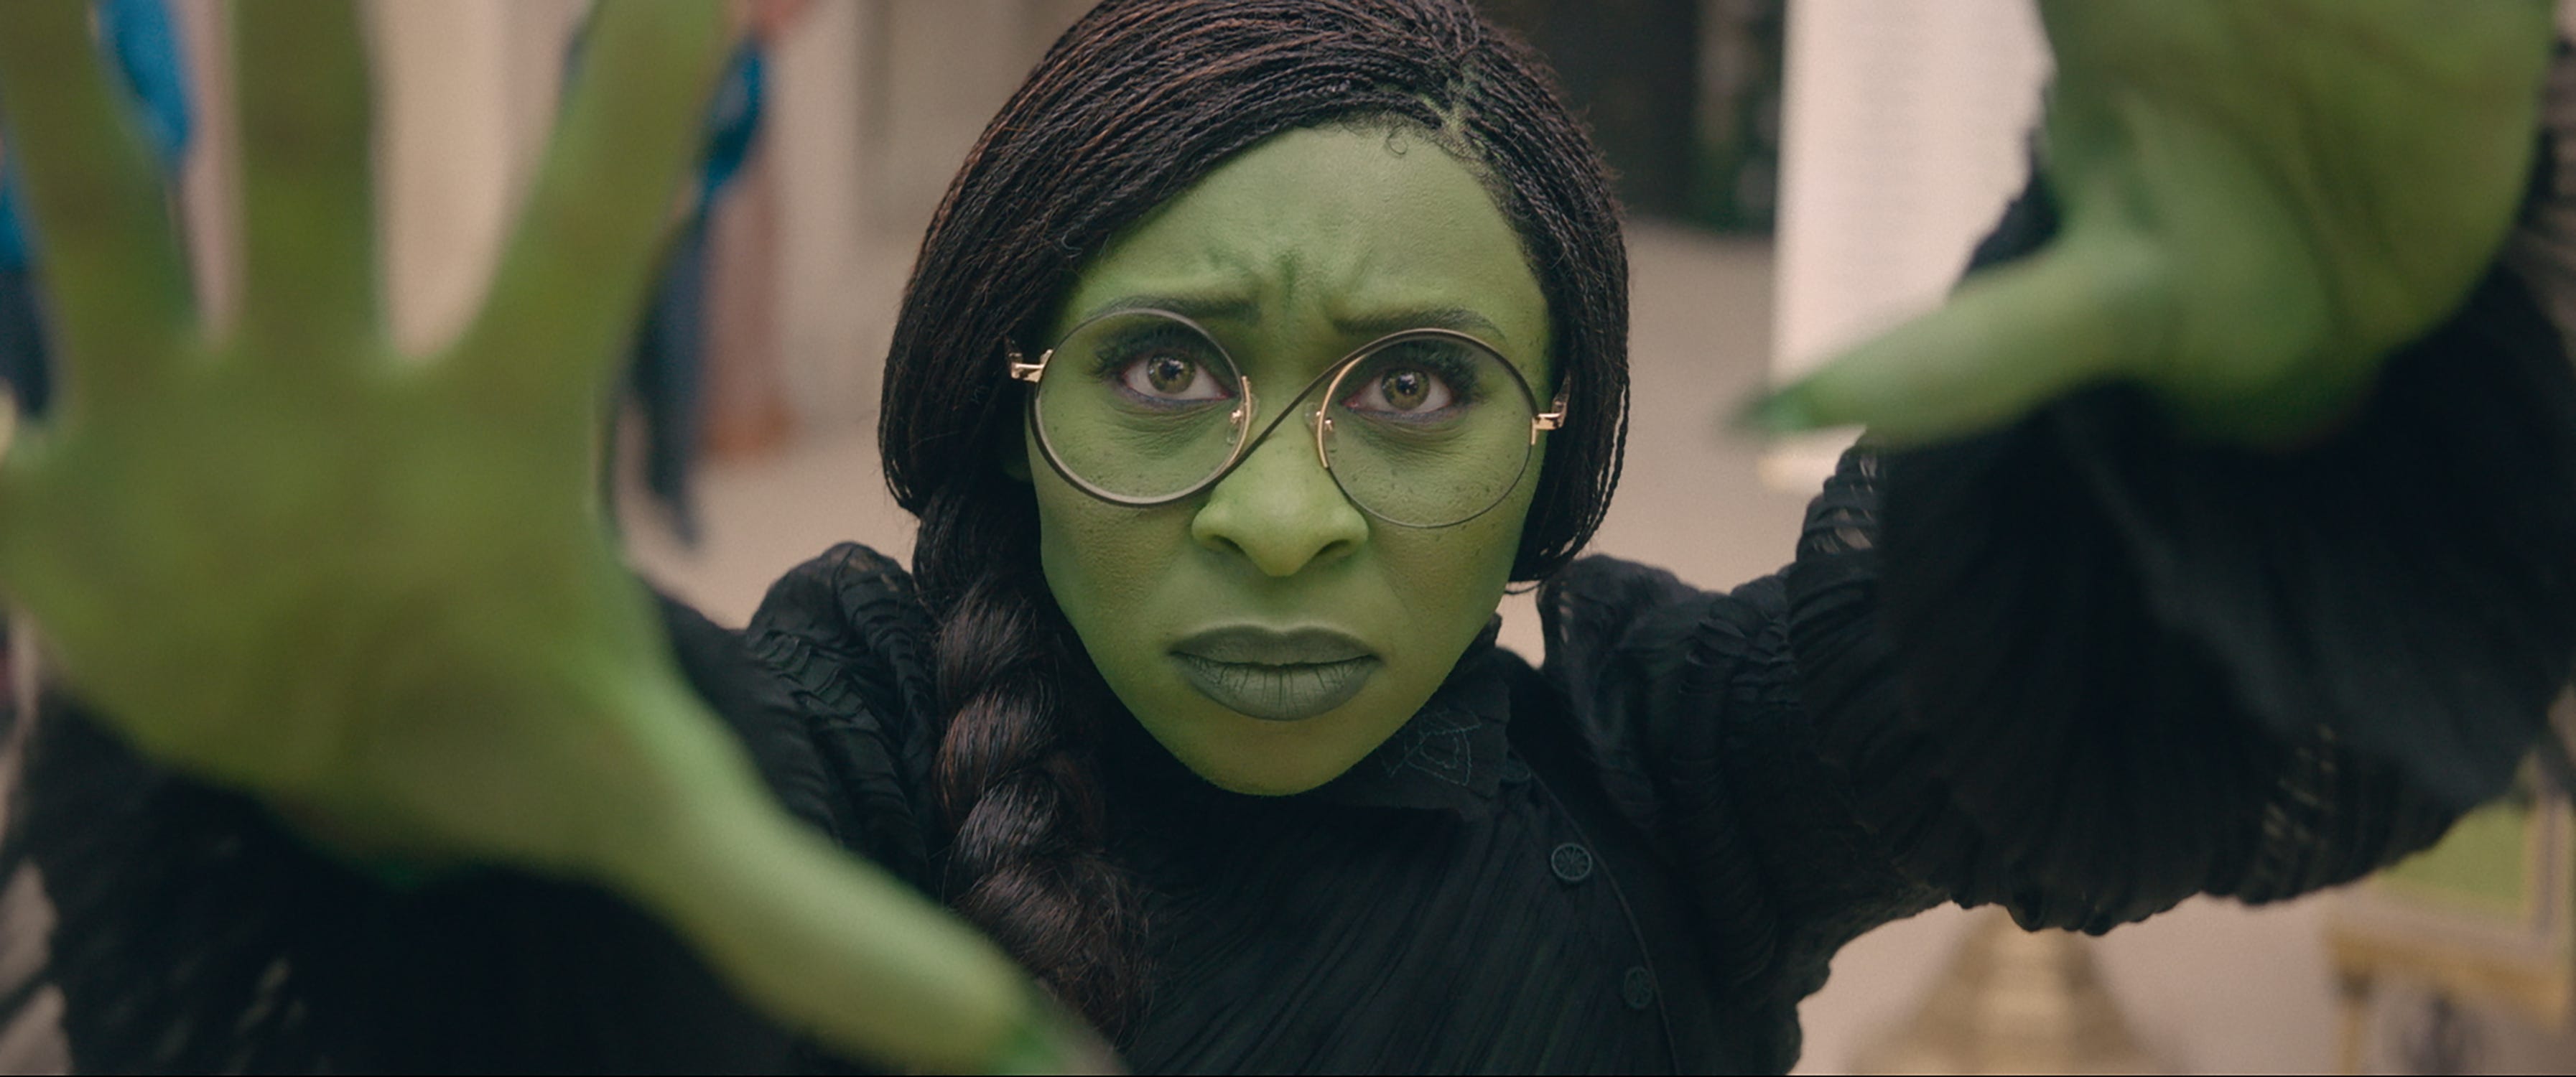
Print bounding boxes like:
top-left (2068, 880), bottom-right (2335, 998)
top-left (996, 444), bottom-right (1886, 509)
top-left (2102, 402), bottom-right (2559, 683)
top-left (1758, 0), bottom-right (2558, 446)
top-left (0, 3), bottom-right (1101, 1071)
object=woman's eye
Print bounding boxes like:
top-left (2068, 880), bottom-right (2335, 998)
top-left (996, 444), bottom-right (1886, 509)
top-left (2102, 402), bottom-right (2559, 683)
top-left (1347, 366), bottom-right (1454, 414)
top-left (1119, 352), bottom-right (1228, 401)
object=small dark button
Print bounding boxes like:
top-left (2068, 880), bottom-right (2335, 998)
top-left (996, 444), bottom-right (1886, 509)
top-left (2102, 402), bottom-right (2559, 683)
top-left (1499, 757), bottom-right (1533, 784)
top-left (1549, 841), bottom-right (1594, 883)
top-left (1622, 966), bottom-right (1656, 1011)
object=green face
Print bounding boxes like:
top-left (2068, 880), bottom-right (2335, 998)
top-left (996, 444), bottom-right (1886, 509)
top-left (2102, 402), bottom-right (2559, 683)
top-left (1027, 125), bottom-right (1556, 796)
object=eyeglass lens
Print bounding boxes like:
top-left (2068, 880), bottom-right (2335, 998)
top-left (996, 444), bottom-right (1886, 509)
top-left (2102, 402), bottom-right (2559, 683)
top-left (1321, 335), bottom-right (1538, 527)
top-left (1029, 310), bottom-right (1541, 527)
top-left (1031, 311), bottom-right (1250, 502)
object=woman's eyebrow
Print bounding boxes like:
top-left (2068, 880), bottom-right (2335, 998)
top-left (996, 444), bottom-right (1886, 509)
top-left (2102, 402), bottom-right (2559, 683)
top-left (1334, 306), bottom-right (1507, 342)
top-left (1074, 296), bottom-right (1507, 343)
top-left (1082, 293), bottom-right (1262, 325)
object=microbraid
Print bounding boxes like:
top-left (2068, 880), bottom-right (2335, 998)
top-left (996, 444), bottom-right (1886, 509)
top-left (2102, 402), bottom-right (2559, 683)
top-left (881, 0), bottom-right (1632, 1036)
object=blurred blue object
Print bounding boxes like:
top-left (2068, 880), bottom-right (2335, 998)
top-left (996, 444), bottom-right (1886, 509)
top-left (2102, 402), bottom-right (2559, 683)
top-left (0, 0), bottom-right (195, 418)
top-left (621, 39), bottom-right (766, 546)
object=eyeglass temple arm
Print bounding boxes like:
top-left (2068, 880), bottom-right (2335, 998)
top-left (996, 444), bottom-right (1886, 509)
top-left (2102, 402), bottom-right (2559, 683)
top-left (1008, 348), bottom-right (1050, 383)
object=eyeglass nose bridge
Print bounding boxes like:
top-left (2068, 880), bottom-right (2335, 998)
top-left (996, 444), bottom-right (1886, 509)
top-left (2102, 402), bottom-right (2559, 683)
top-left (1232, 365), bottom-right (1347, 483)
top-left (1112, 358), bottom-right (1351, 516)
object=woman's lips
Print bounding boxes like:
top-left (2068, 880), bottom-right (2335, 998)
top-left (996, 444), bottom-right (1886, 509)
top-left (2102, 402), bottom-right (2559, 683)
top-left (1170, 626), bottom-right (1381, 722)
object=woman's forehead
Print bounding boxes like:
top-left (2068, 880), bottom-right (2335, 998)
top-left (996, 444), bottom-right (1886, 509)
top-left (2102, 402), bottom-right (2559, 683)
top-left (1054, 126), bottom-right (1552, 364)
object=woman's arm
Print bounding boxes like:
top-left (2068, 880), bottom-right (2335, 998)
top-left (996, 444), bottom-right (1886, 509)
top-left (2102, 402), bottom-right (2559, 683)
top-left (1810, 175), bottom-right (2576, 918)
top-left (1782, 0), bottom-right (2576, 929)
top-left (9, 600), bottom-right (834, 1072)
top-left (1543, 205), bottom-right (2576, 1008)
top-left (1545, 5), bottom-right (2576, 1010)
top-left (0, 4), bottom-right (1089, 1068)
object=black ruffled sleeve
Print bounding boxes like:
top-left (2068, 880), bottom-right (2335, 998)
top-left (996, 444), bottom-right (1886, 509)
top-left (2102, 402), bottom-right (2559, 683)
top-left (1801, 164), bottom-right (2576, 930)
top-left (0, 572), bottom-right (936, 1073)
top-left (1541, 129), bottom-right (2576, 1029)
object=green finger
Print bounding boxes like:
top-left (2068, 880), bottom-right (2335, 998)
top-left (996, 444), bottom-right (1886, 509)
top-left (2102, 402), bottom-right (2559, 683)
top-left (608, 723), bottom-right (1093, 1072)
top-left (1747, 227), bottom-right (2167, 447)
top-left (444, 1), bottom-right (728, 427)
top-left (236, 0), bottom-right (379, 358)
top-left (0, 1), bottom-right (192, 410)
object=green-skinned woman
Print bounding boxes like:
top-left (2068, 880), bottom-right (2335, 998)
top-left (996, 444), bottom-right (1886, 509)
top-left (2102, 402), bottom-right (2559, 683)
top-left (1, 0), bottom-right (2572, 1071)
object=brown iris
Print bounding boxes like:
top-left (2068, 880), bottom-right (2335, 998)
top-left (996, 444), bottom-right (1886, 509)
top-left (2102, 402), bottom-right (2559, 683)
top-left (1145, 354), bottom-right (1197, 395)
top-left (1379, 368), bottom-right (1431, 411)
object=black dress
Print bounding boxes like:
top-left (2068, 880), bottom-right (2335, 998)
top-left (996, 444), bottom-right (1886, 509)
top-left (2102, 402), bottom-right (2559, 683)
top-left (9, 169), bottom-right (2576, 1073)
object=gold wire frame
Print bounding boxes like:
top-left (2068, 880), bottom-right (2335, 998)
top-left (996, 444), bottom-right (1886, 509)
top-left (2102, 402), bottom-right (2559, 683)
top-left (1006, 308), bottom-right (1568, 526)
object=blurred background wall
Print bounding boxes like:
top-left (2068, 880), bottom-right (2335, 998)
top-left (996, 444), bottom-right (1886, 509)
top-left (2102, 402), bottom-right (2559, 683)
top-left (112, 1), bottom-right (2576, 1072)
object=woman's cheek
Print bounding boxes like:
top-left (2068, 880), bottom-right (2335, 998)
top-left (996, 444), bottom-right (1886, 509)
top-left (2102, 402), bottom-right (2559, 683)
top-left (1034, 473), bottom-right (1179, 627)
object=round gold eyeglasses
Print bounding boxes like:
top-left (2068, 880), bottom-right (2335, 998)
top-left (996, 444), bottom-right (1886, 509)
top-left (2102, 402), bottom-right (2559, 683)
top-left (1009, 308), bottom-right (1566, 528)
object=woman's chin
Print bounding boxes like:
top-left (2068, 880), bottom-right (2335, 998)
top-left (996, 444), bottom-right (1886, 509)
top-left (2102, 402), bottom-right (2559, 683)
top-left (1142, 693), bottom-right (1408, 797)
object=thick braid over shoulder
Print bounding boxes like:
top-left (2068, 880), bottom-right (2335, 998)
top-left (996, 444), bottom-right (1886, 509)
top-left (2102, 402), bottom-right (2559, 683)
top-left (918, 487), bottom-right (1146, 1037)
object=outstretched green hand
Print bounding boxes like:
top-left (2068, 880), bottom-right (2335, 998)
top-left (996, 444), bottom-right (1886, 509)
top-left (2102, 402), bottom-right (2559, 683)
top-left (1757, 0), bottom-right (2559, 446)
top-left (0, 3), bottom-right (1102, 1071)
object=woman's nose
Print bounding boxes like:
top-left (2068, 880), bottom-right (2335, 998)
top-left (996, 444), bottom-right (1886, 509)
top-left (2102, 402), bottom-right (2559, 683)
top-left (1189, 422), bottom-right (1368, 577)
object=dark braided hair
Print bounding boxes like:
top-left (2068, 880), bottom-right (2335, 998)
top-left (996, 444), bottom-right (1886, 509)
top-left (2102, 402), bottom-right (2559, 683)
top-left (880, 0), bottom-right (1631, 1036)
